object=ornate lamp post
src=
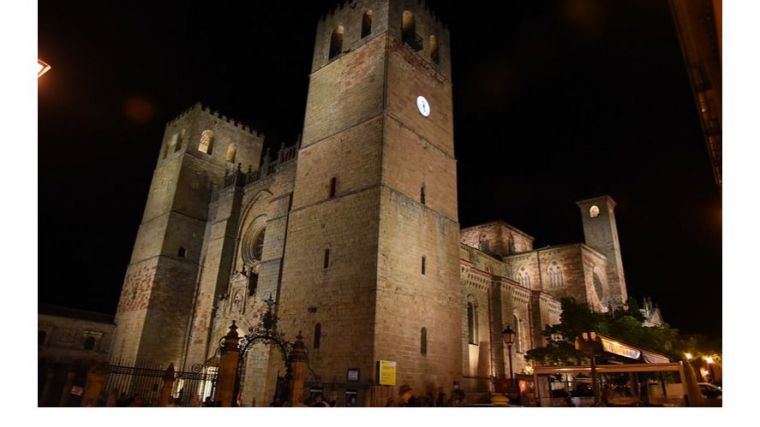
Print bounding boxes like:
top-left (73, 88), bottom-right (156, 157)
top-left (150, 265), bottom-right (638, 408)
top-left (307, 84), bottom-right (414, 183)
top-left (502, 325), bottom-right (516, 391)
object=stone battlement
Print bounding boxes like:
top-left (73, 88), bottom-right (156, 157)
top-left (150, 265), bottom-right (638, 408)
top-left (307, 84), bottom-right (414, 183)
top-left (168, 102), bottom-right (263, 137)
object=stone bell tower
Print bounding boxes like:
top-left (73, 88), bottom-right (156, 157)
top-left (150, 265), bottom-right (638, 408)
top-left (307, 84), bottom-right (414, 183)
top-left (111, 104), bottom-right (263, 367)
top-left (275, 0), bottom-right (462, 404)
top-left (576, 195), bottom-right (629, 308)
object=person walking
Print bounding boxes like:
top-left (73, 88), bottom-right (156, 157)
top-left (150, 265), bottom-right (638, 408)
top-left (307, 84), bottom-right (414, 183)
top-left (398, 385), bottom-right (421, 407)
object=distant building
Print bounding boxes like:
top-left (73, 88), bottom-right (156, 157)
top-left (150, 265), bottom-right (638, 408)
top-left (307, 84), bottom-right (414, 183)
top-left (640, 297), bottom-right (665, 327)
top-left (38, 304), bottom-right (115, 406)
top-left (110, 0), bottom-right (634, 406)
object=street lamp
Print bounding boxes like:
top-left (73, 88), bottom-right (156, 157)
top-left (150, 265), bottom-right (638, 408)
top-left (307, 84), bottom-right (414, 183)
top-left (705, 356), bottom-right (715, 383)
top-left (37, 59), bottom-right (51, 78)
top-left (502, 325), bottom-right (516, 391)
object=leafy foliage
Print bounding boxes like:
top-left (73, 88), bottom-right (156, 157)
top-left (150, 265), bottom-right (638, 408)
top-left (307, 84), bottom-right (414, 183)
top-left (526, 298), bottom-right (706, 366)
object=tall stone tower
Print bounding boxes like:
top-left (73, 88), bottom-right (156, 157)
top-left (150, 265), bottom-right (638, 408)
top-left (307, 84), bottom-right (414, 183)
top-left (277, 0), bottom-right (462, 403)
top-left (111, 103), bottom-right (263, 367)
top-left (576, 195), bottom-right (628, 307)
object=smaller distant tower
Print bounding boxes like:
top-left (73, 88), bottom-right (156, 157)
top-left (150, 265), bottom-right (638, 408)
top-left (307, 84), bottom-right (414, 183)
top-left (576, 195), bottom-right (628, 307)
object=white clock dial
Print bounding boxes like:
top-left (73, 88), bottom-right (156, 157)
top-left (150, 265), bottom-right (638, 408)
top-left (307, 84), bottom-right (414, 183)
top-left (416, 96), bottom-right (431, 117)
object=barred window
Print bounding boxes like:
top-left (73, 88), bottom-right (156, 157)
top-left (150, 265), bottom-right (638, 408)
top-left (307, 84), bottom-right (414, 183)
top-left (198, 130), bottom-right (214, 154)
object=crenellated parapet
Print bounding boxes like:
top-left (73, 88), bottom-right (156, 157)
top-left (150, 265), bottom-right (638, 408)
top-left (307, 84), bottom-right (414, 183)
top-left (168, 102), bottom-right (263, 138)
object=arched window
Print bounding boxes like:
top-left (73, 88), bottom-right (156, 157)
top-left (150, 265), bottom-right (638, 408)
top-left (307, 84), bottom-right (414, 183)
top-left (402, 10), bottom-right (420, 50)
top-left (38, 330), bottom-right (46, 346)
top-left (329, 26), bottom-right (344, 59)
top-left (590, 205), bottom-right (600, 218)
top-left (164, 133), bottom-right (178, 159)
top-left (198, 130), bottom-right (214, 154)
top-left (313, 323), bottom-right (322, 349)
top-left (479, 234), bottom-right (490, 253)
top-left (175, 130), bottom-right (184, 152)
top-left (361, 11), bottom-right (373, 38)
top-left (226, 144), bottom-right (237, 163)
top-left (241, 226), bottom-right (266, 265)
top-left (83, 336), bottom-right (96, 351)
top-left (518, 268), bottom-right (531, 289)
top-left (178, 247), bottom-right (187, 258)
top-left (548, 263), bottom-right (563, 288)
top-left (467, 301), bottom-right (478, 345)
top-left (429, 35), bottom-right (439, 64)
top-left (420, 327), bottom-right (427, 355)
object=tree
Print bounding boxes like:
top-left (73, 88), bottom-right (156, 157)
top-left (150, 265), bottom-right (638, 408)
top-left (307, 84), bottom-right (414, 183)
top-left (526, 298), bottom-right (687, 365)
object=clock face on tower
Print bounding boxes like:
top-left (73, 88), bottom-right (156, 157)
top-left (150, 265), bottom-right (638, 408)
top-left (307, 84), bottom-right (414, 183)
top-left (416, 96), bottom-right (431, 117)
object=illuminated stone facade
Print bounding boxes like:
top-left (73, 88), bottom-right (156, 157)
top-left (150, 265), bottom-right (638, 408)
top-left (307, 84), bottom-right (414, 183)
top-left (110, 0), bottom-right (629, 406)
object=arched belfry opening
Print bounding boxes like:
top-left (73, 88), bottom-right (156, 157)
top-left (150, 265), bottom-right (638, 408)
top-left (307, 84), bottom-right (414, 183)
top-left (329, 25), bottom-right (344, 59)
top-left (361, 11), bottom-right (373, 38)
top-left (429, 35), bottom-right (439, 64)
top-left (402, 10), bottom-right (421, 51)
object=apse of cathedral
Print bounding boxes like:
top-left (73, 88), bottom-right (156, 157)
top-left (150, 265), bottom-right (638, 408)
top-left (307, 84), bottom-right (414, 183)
top-left (110, 0), bottom-right (630, 406)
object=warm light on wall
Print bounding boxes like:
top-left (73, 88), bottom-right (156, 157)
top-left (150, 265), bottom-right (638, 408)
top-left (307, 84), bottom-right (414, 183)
top-left (38, 59), bottom-right (51, 78)
top-left (684, 352), bottom-right (693, 360)
top-left (705, 356), bottom-right (714, 364)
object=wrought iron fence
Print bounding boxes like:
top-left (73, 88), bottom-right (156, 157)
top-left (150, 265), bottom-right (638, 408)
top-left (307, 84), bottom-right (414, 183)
top-left (102, 363), bottom-right (218, 407)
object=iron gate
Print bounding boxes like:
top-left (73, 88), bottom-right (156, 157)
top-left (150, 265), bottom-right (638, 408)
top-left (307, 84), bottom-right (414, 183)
top-left (102, 363), bottom-right (218, 406)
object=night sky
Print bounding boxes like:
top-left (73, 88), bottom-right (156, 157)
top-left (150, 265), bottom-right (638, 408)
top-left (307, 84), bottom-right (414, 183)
top-left (38, 0), bottom-right (721, 339)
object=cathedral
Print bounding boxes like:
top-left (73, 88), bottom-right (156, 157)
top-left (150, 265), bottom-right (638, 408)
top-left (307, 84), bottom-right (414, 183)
top-left (110, 0), bottom-right (630, 406)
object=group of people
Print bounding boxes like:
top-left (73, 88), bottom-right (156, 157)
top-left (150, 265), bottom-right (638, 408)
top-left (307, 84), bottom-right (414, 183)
top-left (391, 384), bottom-right (466, 407)
top-left (101, 388), bottom-right (216, 407)
top-left (301, 384), bottom-right (466, 407)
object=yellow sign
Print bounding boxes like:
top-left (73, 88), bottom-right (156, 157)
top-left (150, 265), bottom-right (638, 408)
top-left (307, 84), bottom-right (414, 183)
top-left (378, 360), bottom-right (397, 386)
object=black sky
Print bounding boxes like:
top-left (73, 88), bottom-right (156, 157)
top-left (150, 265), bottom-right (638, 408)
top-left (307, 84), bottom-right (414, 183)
top-left (38, 0), bottom-right (721, 339)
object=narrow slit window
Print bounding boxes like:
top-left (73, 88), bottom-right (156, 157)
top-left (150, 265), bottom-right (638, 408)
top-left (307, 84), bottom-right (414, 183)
top-left (248, 272), bottom-right (259, 296)
top-left (314, 323), bottom-right (322, 349)
top-left (329, 177), bottom-right (337, 198)
top-left (420, 327), bottom-right (427, 355)
top-left (178, 247), bottom-right (187, 258)
top-left (421, 256), bottom-right (426, 275)
top-left (324, 248), bottom-right (331, 269)
top-left (420, 185), bottom-right (426, 205)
